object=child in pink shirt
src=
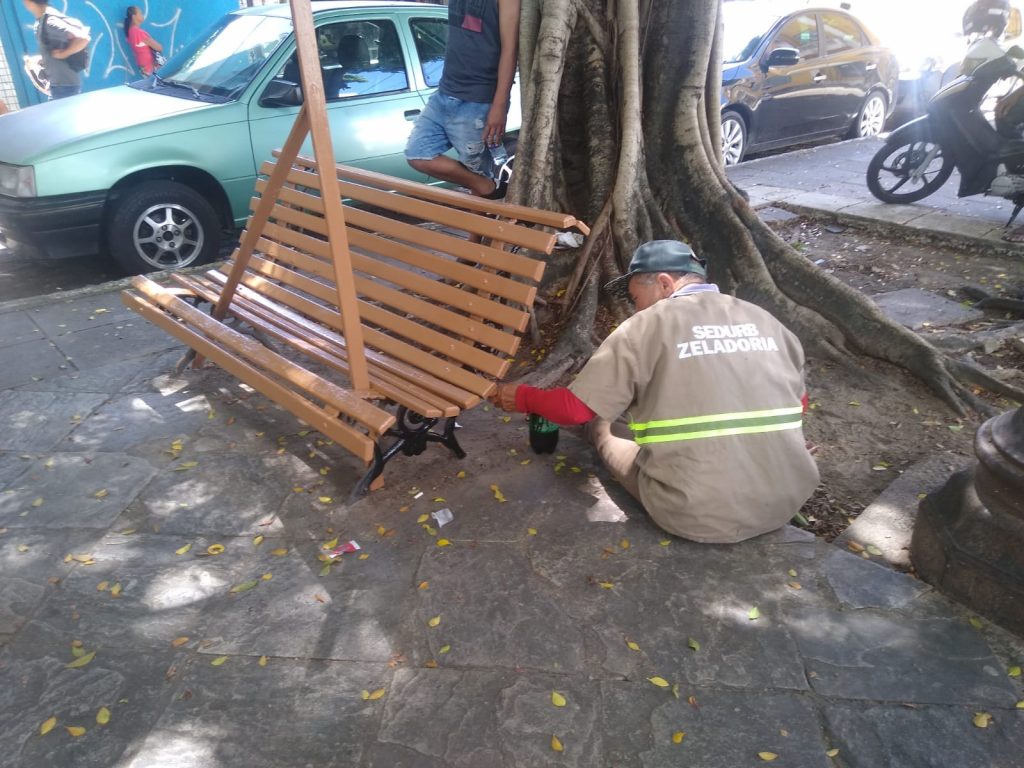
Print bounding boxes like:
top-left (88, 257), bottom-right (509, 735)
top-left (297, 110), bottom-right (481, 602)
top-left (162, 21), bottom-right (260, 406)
top-left (124, 5), bottom-right (162, 76)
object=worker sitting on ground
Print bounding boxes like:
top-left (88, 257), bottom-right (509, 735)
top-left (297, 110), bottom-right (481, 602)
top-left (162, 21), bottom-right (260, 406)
top-left (492, 240), bottom-right (819, 543)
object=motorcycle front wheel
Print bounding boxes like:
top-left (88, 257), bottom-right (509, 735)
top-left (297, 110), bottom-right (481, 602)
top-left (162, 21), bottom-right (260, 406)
top-left (866, 139), bottom-right (954, 203)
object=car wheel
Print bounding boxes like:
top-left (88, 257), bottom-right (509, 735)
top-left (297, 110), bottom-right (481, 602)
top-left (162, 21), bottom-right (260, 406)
top-left (107, 181), bottom-right (221, 274)
top-left (854, 92), bottom-right (888, 138)
top-left (721, 111), bottom-right (747, 166)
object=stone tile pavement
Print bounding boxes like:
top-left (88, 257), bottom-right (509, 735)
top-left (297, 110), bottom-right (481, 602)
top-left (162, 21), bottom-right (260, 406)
top-left (1, 282), bottom-right (1023, 767)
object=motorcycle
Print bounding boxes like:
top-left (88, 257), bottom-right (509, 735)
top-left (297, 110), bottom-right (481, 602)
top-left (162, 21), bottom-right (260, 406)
top-left (866, 51), bottom-right (1024, 228)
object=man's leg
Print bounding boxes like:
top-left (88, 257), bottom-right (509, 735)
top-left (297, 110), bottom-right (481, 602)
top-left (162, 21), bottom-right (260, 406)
top-left (406, 94), bottom-right (498, 197)
top-left (585, 418), bottom-right (642, 502)
top-left (409, 155), bottom-right (496, 196)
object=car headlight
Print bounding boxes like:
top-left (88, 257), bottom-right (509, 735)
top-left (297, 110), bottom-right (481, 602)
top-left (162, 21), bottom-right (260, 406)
top-left (0, 163), bottom-right (37, 197)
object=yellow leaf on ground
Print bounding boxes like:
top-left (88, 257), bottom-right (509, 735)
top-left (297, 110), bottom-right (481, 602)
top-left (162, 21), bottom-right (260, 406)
top-left (360, 689), bottom-right (370, 700)
top-left (261, 573), bottom-right (272, 581)
top-left (598, 581), bottom-right (614, 589)
top-left (520, 459), bottom-right (531, 465)
top-left (1016, 700), bottom-right (1024, 709)
top-left (171, 636), bottom-right (190, 647)
top-left (501, 415), bottom-right (511, 423)
top-left (659, 539), bottom-right (671, 546)
top-left (787, 582), bottom-right (802, 590)
top-left (253, 535), bottom-right (264, 546)
top-left (318, 496), bottom-right (332, 504)
top-left (417, 514), bottom-right (430, 524)
top-left (688, 638), bottom-right (701, 652)
top-left (229, 580), bottom-right (259, 594)
top-left (866, 544), bottom-right (883, 556)
top-left (32, 497), bottom-right (43, 507)
top-left (270, 548), bottom-right (288, 556)
top-left (551, 691), bottom-right (567, 707)
top-left (968, 616), bottom-right (984, 629)
top-left (456, 471), bottom-right (466, 478)
top-left (96, 707), bottom-right (111, 725)
top-left (93, 489), bottom-right (108, 499)
top-left (175, 543), bottom-right (192, 555)
top-left (427, 615), bottom-right (441, 628)
top-left (748, 606), bottom-right (761, 620)
top-left (210, 656), bottom-right (229, 667)
top-left (207, 544), bottom-right (225, 555)
top-left (788, 569), bottom-right (798, 577)
top-left (319, 563), bottom-right (331, 576)
top-left (826, 748), bottom-right (840, 757)
top-left (71, 645), bottom-right (85, 658)
top-left (424, 659), bottom-right (439, 668)
top-left (17, 544), bottom-right (30, 552)
top-left (626, 640), bottom-right (641, 652)
top-left (847, 541), bottom-right (865, 553)
top-left (1009, 666), bottom-right (1022, 678)
top-left (647, 676), bottom-right (670, 688)
top-left (620, 538), bottom-right (630, 549)
top-left (551, 735), bottom-right (564, 752)
top-left (437, 539), bottom-right (450, 547)
top-left (66, 651), bottom-right (96, 669)
top-left (66, 726), bottom-right (86, 737)
top-left (758, 752), bottom-right (779, 761)
top-left (174, 461), bottom-right (198, 471)
top-left (367, 688), bottom-right (386, 700)
top-left (259, 656), bottom-right (269, 667)
top-left (972, 712), bottom-right (992, 728)
top-left (110, 583), bottom-right (122, 597)
top-left (490, 484), bottom-right (507, 502)
top-left (418, 581), bottom-right (429, 590)
top-left (96, 581), bottom-right (109, 592)
top-left (433, 497), bottom-right (445, 503)
top-left (358, 553), bottom-right (369, 560)
top-left (39, 716), bottom-right (57, 735)
top-left (322, 537), bottom-right (339, 550)
top-left (439, 644), bottom-right (451, 654)
top-left (672, 731), bottom-right (685, 744)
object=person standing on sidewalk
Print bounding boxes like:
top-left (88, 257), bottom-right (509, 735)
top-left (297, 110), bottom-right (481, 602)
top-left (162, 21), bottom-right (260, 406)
top-left (492, 240), bottom-right (820, 544)
top-left (124, 6), bottom-right (164, 77)
top-left (404, 0), bottom-right (520, 199)
top-left (22, 0), bottom-right (90, 99)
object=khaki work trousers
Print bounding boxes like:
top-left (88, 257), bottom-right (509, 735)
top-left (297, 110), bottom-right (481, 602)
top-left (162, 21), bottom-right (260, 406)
top-left (584, 418), bottom-right (642, 502)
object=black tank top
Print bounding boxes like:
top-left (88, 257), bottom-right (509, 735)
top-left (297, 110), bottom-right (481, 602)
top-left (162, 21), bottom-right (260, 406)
top-left (439, 0), bottom-right (502, 103)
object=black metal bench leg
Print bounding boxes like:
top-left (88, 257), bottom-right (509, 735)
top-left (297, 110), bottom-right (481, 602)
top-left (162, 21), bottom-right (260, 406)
top-left (438, 417), bottom-right (466, 459)
top-left (352, 444), bottom-right (387, 500)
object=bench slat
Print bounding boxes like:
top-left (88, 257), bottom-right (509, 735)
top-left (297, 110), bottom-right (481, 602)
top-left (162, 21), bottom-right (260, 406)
top-left (289, 154), bottom-right (590, 234)
top-left (121, 289), bottom-right (381, 463)
top-left (244, 254), bottom-right (511, 379)
top-left (212, 269), bottom-right (486, 409)
top-left (262, 162), bottom-right (556, 254)
top-left (255, 176), bottom-right (546, 283)
top-left (172, 273), bottom-right (456, 419)
top-left (257, 212), bottom-right (527, 349)
top-left (130, 276), bottom-right (395, 436)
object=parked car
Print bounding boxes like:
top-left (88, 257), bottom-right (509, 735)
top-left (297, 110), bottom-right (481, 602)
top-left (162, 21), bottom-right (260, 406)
top-left (720, 1), bottom-right (899, 164)
top-left (0, 1), bottom-right (520, 273)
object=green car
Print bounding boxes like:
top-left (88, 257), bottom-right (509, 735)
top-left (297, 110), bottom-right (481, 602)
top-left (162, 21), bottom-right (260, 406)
top-left (0, 1), bottom-right (519, 274)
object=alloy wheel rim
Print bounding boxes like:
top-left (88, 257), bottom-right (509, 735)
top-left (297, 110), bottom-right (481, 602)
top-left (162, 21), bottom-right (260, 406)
top-left (722, 119), bottom-right (744, 165)
top-left (860, 95), bottom-right (886, 137)
top-left (132, 203), bottom-right (204, 269)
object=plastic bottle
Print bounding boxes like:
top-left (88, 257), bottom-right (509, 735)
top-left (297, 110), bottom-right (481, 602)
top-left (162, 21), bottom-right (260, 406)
top-left (528, 414), bottom-right (560, 454)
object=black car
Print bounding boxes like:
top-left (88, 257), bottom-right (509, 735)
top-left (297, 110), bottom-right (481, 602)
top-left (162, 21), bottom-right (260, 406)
top-left (720, 2), bottom-right (899, 165)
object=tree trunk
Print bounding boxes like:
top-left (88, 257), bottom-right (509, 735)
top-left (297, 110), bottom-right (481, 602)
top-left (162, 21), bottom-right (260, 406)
top-left (512, 0), bottom-right (1023, 415)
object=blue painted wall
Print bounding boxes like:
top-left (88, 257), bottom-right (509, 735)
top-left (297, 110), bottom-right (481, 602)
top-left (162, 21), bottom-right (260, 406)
top-left (1, 0), bottom-right (244, 106)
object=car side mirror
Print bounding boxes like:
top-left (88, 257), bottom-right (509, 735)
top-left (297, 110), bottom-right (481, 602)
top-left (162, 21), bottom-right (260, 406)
top-left (763, 47), bottom-right (800, 71)
top-left (260, 79), bottom-right (302, 107)
top-left (1007, 44), bottom-right (1024, 60)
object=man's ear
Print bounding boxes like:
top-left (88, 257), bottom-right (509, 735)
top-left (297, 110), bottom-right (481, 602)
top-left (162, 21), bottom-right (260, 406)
top-left (657, 272), bottom-right (676, 295)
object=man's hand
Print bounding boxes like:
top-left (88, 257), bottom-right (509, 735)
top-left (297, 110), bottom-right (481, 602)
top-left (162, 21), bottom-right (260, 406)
top-left (482, 103), bottom-right (508, 148)
top-left (490, 382), bottom-right (519, 412)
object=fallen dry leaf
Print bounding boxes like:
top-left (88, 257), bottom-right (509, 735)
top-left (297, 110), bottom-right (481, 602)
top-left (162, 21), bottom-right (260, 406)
top-left (367, 688), bottom-right (386, 701)
top-left (206, 544), bottom-right (225, 555)
top-left (65, 726), bottom-right (86, 737)
top-left (672, 731), bottom-right (685, 744)
top-left (647, 676), bottom-right (670, 688)
top-left (758, 752), bottom-right (779, 761)
top-left (551, 691), bottom-right (566, 707)
top-left (427, 615), bottom-right (441, 628)
top-left (259, 656), bottom-right (268, 667)
top-left (66, 651), bottom-right (96, 669)
top-left (826, 748), bottom-right (840, 757)
top-left (439, 644), bottom-right (451, 655)
top-left (490, 484), bottom-right (507, 502)
top-left (687, 638), bottom-right (700, 652)
top-left (748, 606), bottom-right (761, 620)
top-left (39, 717), bottom-right (57, 736)
top-left (210, 656), bottom-right (229, 667)
top-left (551, 735), bottom-right (564, 752)
top-left (171, 636), bottom-right (190, 647)
top-left (229, 580), bottom-right (259, 594)
top-left (270, 548), bottom-right (288, 556)
top-left (110, 583), bottom-right (122, 597)
top-left (175, 543), bottom-right (192, 556)
top-left (972, 712), bottom-right (992, 728)
top-left (96, 707), bottom-right (111, 725)
top-left (93, 489), bottom-right (108, 499)
top-left (626, 640), bottom-right (641, 652)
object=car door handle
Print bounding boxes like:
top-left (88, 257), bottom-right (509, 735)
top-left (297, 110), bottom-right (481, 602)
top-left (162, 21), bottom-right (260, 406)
top-left (813, 73), bottom-right (827, 82)
top-left (865, 63), bottom-right (877, 72)
top-left (404, 109), bottom-right (421, 121)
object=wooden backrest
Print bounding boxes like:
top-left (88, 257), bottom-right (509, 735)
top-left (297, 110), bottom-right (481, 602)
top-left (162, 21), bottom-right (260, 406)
top-left (222, 157), bottom-right (578, 401)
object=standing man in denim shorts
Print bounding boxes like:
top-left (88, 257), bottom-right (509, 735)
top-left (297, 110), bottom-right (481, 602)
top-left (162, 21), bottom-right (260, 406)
top-left (405, 0), bottom-right (521, 199)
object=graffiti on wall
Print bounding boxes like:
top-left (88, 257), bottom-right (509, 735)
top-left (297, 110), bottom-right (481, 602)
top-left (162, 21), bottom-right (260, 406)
top-left (15, 0), bottom-right (237, 99)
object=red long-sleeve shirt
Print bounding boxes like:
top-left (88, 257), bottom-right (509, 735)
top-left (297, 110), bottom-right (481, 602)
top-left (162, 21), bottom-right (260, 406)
top-left (514, 385), bottom-right (596, 425)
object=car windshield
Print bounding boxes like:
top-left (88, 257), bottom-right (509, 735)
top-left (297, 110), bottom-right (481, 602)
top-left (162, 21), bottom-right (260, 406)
top-left (134, 14), bottom-right (292, 99)
top-left (723, 5), bottom-right (784, 64)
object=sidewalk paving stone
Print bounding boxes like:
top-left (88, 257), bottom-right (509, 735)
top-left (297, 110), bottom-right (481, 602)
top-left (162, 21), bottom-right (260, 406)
top-left (0, 391), bottom-right (108, 453)
top-left (0, 338), bottom-right (76, 390)
top-left (0, 312), bottom-right (45, 348)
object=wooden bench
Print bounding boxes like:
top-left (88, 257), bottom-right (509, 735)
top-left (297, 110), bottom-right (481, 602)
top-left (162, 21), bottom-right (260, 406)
top-left (121, 156), bottom-right (587, 495)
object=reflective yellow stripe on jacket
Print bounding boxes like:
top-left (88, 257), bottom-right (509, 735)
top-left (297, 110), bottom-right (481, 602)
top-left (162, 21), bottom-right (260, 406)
top-left (629, 406), bottom-right (804, 445)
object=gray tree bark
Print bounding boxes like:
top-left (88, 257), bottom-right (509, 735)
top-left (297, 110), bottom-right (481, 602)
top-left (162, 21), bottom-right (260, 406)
top-left (512, 0), bottom-right (1023, 415)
